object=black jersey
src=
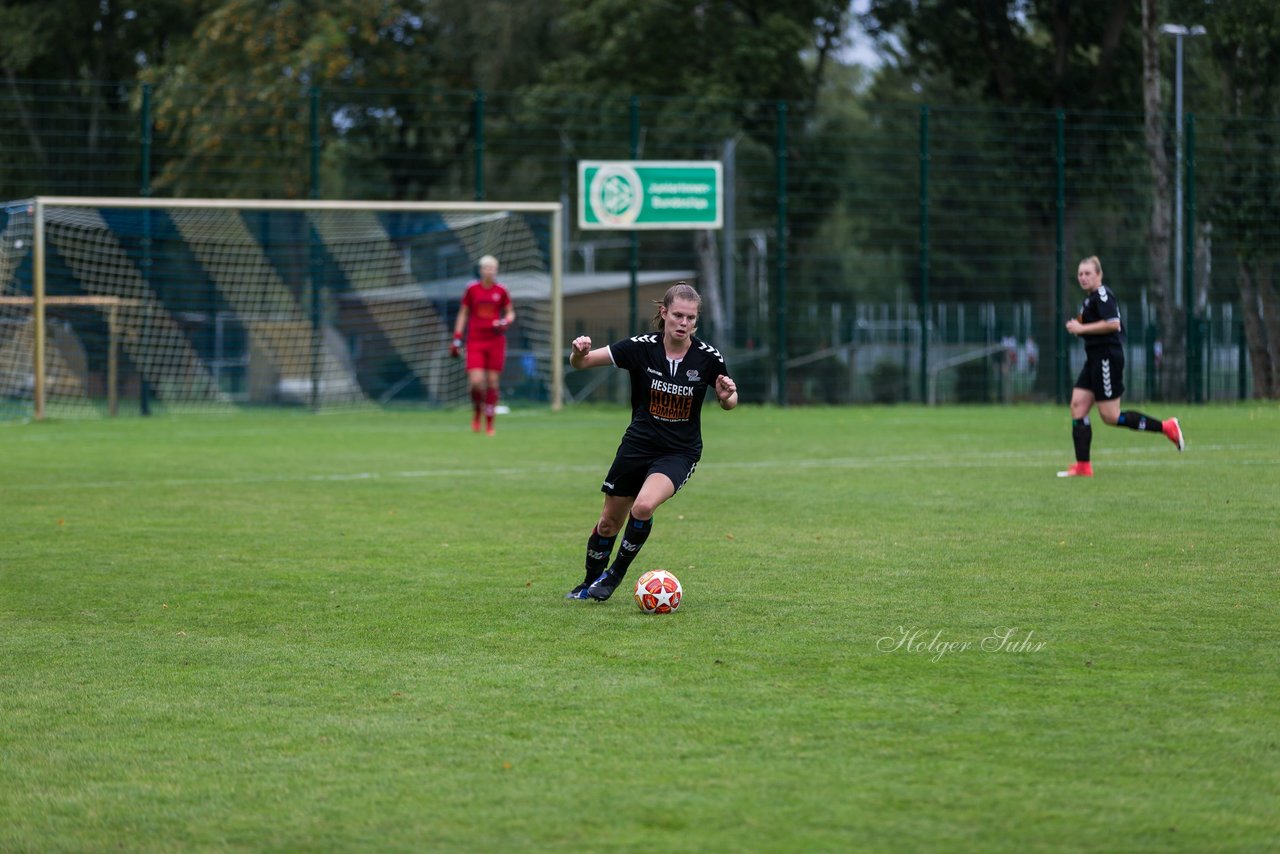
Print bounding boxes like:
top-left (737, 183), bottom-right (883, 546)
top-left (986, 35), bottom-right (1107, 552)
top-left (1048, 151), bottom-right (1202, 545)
top-left (1076, 284), bottom-right (1125, 350)
top-left (607, 333), bottom-right (729, 456)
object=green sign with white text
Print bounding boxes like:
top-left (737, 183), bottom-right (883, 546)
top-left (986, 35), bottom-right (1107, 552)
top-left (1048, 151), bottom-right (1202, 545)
top-left (578, 161), bottom-right (723, 230)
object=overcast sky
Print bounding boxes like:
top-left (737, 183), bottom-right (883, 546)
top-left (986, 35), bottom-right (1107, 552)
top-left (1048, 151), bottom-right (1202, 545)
top-left (840, 0), bottom-right (885, 68)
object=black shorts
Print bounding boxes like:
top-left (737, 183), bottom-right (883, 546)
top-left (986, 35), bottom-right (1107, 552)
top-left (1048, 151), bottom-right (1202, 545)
top-left (1075, 347), bottom-right (1125, 401)
top-left (601, 443), bottom-right (699, 497)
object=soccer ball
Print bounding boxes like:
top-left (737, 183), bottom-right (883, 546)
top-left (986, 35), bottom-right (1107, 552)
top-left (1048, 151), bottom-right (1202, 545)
top-left (634, 569), bottom-right (682, 614)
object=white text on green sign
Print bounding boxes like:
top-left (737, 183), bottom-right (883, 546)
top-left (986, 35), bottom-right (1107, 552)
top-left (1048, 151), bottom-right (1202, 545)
top-left (578, 161), bottom-right (723, 230)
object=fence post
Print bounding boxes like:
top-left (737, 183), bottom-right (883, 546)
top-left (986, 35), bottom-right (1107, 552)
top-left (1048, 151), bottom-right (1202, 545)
top-left (1055, 110), bottom-right (1067, 404)
top-left (918, 105), bottom-right (930, 404)
top-left (1146, 321), bottom-right (1158, 400)
top-left (140, 83), bottom-right (153, 415)
top-left (776, 100), bottom-right (789, 407)
top-left (1237, 317), bottom-right (1247, 400)
top-left (140, 84), bottom-right (152, 196)
top-left (473, 90), bottom-right (485, 202)
top-left (309, 87), bottom-right (321, 199)
top-left (1204, 306), bottom-right (1213, 401)
top-left (309, 86), bottom-right (322, 410)
top-left (628, 96), bottom-right (640, 335)
top-left (309, 226), bottom-right (322, 412)
top-left (1184, 113), bottom-right (1198, 402)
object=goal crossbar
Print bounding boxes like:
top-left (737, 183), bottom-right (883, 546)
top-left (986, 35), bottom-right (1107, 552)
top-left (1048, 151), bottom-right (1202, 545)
top-left (33, 196), bottom-right (564, 214)
top-left (15, 196), bottom-right (565, 419)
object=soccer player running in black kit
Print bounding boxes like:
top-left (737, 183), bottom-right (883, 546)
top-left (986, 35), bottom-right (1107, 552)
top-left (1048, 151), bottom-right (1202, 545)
top-left (1059, 255), bottom-right (1185, 477)
top-left (565, 282), bottom-right (739, 600)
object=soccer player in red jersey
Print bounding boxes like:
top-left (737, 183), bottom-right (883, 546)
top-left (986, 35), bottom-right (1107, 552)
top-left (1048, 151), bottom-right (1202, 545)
top-left (450, 255), bottom-right (515, 434)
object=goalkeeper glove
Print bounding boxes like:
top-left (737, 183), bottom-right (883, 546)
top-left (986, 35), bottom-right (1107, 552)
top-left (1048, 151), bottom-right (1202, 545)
top-left (450, 335), bottom-right (462, 358)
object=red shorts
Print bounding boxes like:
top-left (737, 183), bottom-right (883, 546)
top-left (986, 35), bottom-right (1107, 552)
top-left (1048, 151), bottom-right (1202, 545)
top-left (465, 336), bottom-right (507, 372)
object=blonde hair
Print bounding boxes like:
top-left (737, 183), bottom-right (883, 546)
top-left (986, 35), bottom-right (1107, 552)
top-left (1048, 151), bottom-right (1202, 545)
top-left (652, 282), bottom-right (701, 332)
top-left (1079, 255), bottom-right (1102, 277)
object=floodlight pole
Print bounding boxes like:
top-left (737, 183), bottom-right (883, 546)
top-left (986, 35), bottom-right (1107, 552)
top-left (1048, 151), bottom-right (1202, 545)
top-left (1160, 24), bottom-right (1205, 312)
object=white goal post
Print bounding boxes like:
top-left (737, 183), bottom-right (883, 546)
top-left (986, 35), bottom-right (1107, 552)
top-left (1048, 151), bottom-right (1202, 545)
top-left (2, 196), bottom-right (564, 420)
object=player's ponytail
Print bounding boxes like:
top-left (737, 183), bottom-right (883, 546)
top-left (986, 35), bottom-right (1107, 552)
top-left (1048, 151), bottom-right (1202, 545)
top-left (652, 282), bottom-right (701, 332)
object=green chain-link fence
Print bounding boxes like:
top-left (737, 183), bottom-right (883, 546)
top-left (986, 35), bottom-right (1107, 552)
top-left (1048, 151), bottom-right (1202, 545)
top-left (2, 79), bottom-right (1269, 410)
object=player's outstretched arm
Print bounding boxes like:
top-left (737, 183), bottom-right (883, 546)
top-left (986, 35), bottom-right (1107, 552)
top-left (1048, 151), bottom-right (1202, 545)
top-left (1065, 317), bottom-right (1121, 337)
top-left (569, 335), bottom-right (612, 370)
top-left (716, 375), bottom-right (738, 410)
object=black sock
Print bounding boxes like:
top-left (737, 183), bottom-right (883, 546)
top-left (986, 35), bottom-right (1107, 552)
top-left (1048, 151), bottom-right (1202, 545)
top-left (1072, 416), bottom-right (1092, 463)
top-left (583, 525), bottom-right (618, 585)
top-left (607, 514), bottom-right (653, 579)
top-left (1117, 410), bottom-right (1163, 432)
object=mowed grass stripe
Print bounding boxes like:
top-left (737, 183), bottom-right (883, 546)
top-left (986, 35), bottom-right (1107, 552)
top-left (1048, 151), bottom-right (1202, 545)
top-left (1, 404), bottom-right (1277, 851)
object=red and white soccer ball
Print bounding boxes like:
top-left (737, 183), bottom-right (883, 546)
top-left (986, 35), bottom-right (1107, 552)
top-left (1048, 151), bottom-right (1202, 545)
top-left (634, 569), bottom-right (682, 614)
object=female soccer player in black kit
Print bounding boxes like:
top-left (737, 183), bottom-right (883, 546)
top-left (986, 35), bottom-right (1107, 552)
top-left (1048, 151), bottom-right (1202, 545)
top-left (565, 282), bottom-right (739, 600)
top-left (1059, 255), bottom-right (1184, 477)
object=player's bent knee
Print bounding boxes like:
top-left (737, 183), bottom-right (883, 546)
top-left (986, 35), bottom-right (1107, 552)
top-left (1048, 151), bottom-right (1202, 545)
top-left (630, 494), bottom-right (669, 520)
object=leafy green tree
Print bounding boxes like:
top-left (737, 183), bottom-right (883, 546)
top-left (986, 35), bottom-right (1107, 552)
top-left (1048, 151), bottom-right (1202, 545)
top-left (1178, 0), bottom-right (1280, 397)
top-left (531, 0), bottom-right (853, 349)
top-left (863, 0), bottom-right (1140, 110)
top-left (141, 0), bottom-right (567, 198)
top-left (1139, 0), bottom-right (1180, 398)
top-left (0, 0), bottom-right (203, 81)
top-left (537, 0), bottom-right (847, 103)
top-left (863, 0), bottom-right (1280, 400)
top-left (860, 1), bottom-right (1148, 397)
top-left (0, 0), bottom-right (208, 194)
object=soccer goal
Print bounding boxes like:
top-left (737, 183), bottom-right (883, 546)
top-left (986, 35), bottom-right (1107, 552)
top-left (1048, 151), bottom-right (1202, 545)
top-left (0, 197), bottom-right (564, 420)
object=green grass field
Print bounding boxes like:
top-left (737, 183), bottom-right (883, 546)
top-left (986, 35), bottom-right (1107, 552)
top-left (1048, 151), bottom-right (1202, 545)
top-left (2, 403), bottom-right (1278, 851)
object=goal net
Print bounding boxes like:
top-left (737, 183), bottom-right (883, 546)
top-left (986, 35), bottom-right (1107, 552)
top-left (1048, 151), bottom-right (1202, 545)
top-left (0, 197), bottom-right (563, 419)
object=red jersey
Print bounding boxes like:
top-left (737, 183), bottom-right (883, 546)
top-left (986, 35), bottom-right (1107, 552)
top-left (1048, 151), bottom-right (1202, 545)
top-left (461, 281), bottom-right (512, 342)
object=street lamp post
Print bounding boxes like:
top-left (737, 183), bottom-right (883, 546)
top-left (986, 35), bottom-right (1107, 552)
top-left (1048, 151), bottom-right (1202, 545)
top-left (1160, 23), bottom-right (1206, 310)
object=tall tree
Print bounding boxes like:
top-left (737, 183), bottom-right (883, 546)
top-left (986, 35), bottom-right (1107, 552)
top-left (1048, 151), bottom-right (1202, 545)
top-left (538, 0), bottom-right (848, 103)
top-left (1141, 0), bottom-right (1179, 398)
top-left (862, 0), bottom-right (1138, 111)
top-left (862, 1), bottom-right (1143, 398)
top-left (532, 0), bottom-right (852, 339)
top-left (0, 0), bottom-right (208, 193)
top-left (0, 0), bottom-right (204, 81)
top-left (1182, 0), bottom-right (1280, 398)
top-left (141, 0), bottom-right (566, 198)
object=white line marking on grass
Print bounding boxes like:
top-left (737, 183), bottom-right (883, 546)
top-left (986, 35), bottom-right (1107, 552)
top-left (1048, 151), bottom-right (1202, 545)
top-left (8, 445), bottom-right (1274, 491)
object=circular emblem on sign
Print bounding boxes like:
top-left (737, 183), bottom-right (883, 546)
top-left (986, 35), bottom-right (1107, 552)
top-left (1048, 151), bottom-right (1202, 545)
top-left (588, 165), bottom-right (644, 226)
